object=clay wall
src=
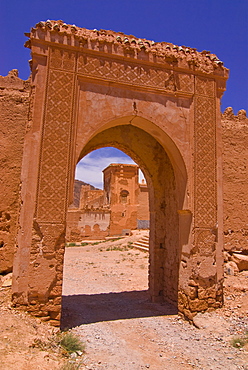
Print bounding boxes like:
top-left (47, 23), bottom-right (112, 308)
top-left (1, 72), bottom-right (247, 269)
top-left (67, 164), bottom-right (149, 240)
top-left (2, 20), bottom-right (246, 324)
top-left (79, 185), bottom-right (105, 208)
top-left (66, 209), bottom-right (83, 242)
top-left (104, 164), bottom-right (139, 235)
top-left (78, 210), bottom-right (110, 239)
top-left (137, 181), bottom-right (149, 228)
top-left (68, 110), bottom-right (248, 249)
top-left (222, 108), bottom-right (248, 252)
top-left (7, 22), bottom-right (230, 323)
top-left (66, 209), bottom-right (110, 241)
top-left (0, 70), bottom-right (29, 273)
top-left (67, 184), bottom-right (108, 240)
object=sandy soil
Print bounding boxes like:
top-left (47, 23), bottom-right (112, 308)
top-left (0, 288), bottom-right (65, 369)
top-left (61, 233), bottom-right (248, 370)
top-left (0, 232), bottom-right (247, 369)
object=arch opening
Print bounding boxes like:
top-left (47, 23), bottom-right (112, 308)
top-left (11, 24), bottom-right (227, 327)
top-left (68, 122), bottom-right (187, 308)
top-left (62, 146), bottom-right (154, 327)
top-left (66, 147), bottom-right (149, 241)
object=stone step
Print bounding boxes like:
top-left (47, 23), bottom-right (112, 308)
top-left (132, 244), bottom-right (149, 252)
top-left (137, 236), bottom-right (149, 242)
top-left (132, 238), bottom-right (149, 252)
top-left (133, 241), bottom-right (149, 247)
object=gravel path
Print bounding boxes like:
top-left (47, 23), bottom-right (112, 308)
top-left (61, 235), bottom-right (248, 370)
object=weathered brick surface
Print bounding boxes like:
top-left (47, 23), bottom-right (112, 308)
top-left (0, 70), bottom-right (29, 273)
top-left (1, 21), bottom-right (239, 325)
top-left (222, 108), bottom-right (248, 252)
top-left (1, 61), bottom-right (247, 327)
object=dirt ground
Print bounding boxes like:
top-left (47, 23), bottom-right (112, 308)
top-left (0, 232), bottom-right (248, 369)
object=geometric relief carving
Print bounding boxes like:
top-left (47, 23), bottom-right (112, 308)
top-left (195, 76), bottom-right (215, 97)
top-left (48, 49), bottom-right (196, 94)
top-left (194, 229), bottom-right (216, 256)
top-left (176, 73), bottom-right (194, 93)
top-left (194, 95), bottom-right (217, 228)
top-left (36, 69), bottom-right (74, 223)
top-left (50, 47), bottom-right (76, 71)
top-left (78, 54), bottom-right (178, 92)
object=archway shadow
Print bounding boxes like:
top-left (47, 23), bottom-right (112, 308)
top-left (61, 289), bottom-right (178, 330)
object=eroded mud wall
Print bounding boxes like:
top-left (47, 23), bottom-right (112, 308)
top-left (1, 69), bottom-right (247, 274)
top-left (222, 108), bottom-right (248, 252)
top-left (0, 70), bottom-right (29, 273)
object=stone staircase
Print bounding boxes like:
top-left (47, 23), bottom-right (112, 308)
top-left (132, 234), bottom-right (149, 252)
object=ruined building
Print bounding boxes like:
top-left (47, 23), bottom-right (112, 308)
top-left (66, 163), bottom-right (149, 241)
top-left (0, 20), bottom-right (247, 326)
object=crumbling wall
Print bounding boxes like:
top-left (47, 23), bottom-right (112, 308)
top-left (137, 181), bottom-right (149, 228)
top-left (104, 164), bottom-right (139, 235)
top-left (79, 185), bottom-right (105, 208)
top-left (1, 69), bottom-right (248, 276)
top-left (0, 70), bottom-right (29, 273)
top-left (222, 107), bottom-right (248, 253)
top-left (66, 208), bottom-right (111, 241)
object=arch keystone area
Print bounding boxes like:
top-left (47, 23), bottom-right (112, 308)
top-left (12, 20), bottom-right (229, 325)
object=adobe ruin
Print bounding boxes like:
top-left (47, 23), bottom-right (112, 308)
top-left (67, 163), bottom-right (149, 241)
top-left (0, 20), bottom-right (246, 326)
top-left (0, 70), bottom-right (30, 273)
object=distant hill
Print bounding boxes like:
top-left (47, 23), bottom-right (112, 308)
top-left (73, 180), bottom-right (99, 208)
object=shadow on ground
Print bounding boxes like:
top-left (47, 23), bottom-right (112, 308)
top-left (61, 290), bottom-right (177, 329)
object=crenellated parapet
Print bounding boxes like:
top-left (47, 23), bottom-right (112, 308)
top-left (222, 107), bottom-right (248, 124)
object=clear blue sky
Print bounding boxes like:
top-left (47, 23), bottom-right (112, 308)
top-left (1, 0), bottom-right (247, 113)
top-left (1, 1), bottom-right (247, 187)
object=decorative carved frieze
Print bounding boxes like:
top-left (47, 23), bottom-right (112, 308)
top-left (176, 73), bottom-right (194, 93)
top-left (36, 68), bottom-right (74, 223)
top-left (194, 93), bottom-right (216, 228)
top-left (195, 76), bottom-right (215, 97)
top-left (47, 48), bottom-right (196, 94)
top-left (26, 20), bottom-right (229, 79)
top-left (77, 53), bottom-right (177, 92)
top-left (50, 47), bottom-right (76, 71)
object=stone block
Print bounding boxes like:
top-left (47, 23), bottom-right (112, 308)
top-left (181, 308), bottom-right (194, 321)
top-left (49, 311), bottom-right (61, 320)
top-left (198, 286), bottom-right (216, 300)
top-left (178, 291), bottom-right (189, 309)
top-left (189, 298), bottom-right (208, 312)
top-left (224, 261), bottom-right (239, 275)
top-left (49, 320), bottom-right (60, 327)
top-left (223, 251), bottom-right (231, 262)
top-left (231, 253), bottom-right (248, 271)
top-left (188, 286), bottom-right (198, 299)
top-left (1, 272), bottom-right (12, 287)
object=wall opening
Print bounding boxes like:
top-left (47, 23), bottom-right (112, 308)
top-left (62, 146), bottom-right (154, 328)
top-left (66, 147), bottom-right (149, 242)
top-left (11, 22), bottom-right (226, 327)
top-left (61, 121), bottom-right (183, 328)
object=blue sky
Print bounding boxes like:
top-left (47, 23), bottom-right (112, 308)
top-left (1, 0), bottom-right (247, 187)
top-left (75, 148), bottom-right (145, 189)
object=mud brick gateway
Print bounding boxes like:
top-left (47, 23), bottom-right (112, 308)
top-left (6, 20), bottom-right (231, 326)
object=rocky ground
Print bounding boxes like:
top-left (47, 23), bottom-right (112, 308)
top-left (0, 231), bottom-right (248, 369)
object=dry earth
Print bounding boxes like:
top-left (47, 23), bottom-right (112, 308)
top-left (0, 231), bottom-right (248, 369)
